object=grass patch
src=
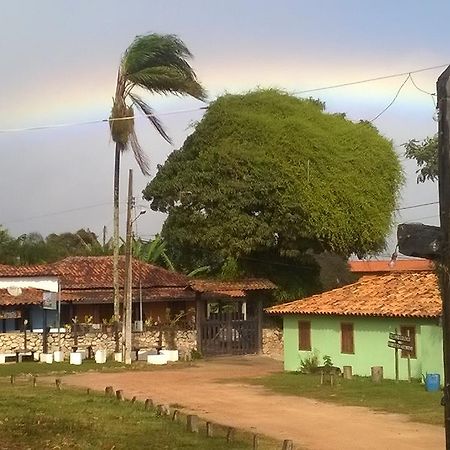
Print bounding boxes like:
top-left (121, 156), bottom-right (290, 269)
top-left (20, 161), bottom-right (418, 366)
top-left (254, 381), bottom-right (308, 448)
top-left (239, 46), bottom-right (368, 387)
top-left (0, 360), bottom-right (194, 378)
top-left (0, 380), bottom-right (254, 450)
top-left (247, 372), bottom-right (443, 426)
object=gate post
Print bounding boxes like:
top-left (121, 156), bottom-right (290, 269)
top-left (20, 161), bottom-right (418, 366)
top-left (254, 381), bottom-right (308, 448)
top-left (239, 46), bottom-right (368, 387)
top-left (257, 299), bottom-right (263, 354)
top-left (195, 292), bottom-right (204, 354)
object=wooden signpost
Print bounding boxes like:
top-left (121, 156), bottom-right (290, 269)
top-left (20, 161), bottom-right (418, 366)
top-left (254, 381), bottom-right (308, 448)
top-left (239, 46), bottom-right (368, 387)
top-left (388, 329), bottom-right (412, 382)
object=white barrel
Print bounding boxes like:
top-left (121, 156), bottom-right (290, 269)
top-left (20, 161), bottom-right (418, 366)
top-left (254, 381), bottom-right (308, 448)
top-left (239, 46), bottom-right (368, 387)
top-left (147, 354), bottom-right (168, 365)
top-left (160, 349), bottom-right (179, 362)
top-left (69, 352), bottom-right (82, 365)
top-left (53, 351), bottom-right (64, 362)
top-left (40, 353), bottom-right (53, 364)
top-left (95, 349), bottom-right (107, 364)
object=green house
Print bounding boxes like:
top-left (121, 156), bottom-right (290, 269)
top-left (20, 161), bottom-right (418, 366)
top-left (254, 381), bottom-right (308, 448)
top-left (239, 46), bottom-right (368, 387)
top-left (266, 271), bottom-right (443, 380)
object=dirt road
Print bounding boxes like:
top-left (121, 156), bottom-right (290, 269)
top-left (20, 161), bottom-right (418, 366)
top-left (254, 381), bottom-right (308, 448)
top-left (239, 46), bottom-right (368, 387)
top-left (63, 356), bottom-right (444, 450)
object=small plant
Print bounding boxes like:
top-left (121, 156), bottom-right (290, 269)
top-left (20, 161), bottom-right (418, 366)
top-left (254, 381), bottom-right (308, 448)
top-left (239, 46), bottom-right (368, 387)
top-left (323, 355), bottom-right (334, 373)
top-left (84, 315), bottom-right (93, 325)
top-left (299, 351), bottom-right (319, 374)
top-left (190, 348), bottom-right (202, 360)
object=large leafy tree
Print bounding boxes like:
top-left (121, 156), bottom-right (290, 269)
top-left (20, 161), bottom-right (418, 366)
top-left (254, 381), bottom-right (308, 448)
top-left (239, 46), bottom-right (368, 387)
top-left (404, 135), bottom-right (438, 183)
top-left (109, 33), bottom-right (206, 317)
top-left (143, 90), bottom-right (402, 299)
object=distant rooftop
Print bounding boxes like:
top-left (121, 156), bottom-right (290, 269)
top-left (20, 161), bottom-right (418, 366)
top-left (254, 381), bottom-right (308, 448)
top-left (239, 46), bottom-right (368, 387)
top-left (349, 259), bottom-right (434, 273)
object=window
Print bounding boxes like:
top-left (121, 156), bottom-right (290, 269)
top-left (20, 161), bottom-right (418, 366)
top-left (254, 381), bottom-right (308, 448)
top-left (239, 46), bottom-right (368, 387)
top-left (400, 326), bottom-right (416, 359)
top-left (341, 323), bottom-right (354, 354)
top-left (298, 321), bottom-right (311, 351)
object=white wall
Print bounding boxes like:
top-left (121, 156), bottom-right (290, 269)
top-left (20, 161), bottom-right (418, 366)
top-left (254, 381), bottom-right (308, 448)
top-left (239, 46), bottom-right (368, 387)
top-left (0, 276), bottom-right (59, 293)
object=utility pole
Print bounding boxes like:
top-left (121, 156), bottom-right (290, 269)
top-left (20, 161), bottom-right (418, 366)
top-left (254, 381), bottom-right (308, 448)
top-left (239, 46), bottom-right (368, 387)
top-left (438, 65), bottom-right (450, 449)
top-left (122, 169), bottom-right (133, 365)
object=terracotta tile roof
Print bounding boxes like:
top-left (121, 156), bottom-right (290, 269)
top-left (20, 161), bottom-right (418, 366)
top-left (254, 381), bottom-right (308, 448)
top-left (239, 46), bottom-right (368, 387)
top-left (65, 287), bottom-right (195, 304)
top-left (0, 264), bottom-right (60, 277)
top-left (0, 256), bottom-right (189, 289)
top-left (349, 259), bottom-right (434, 273)
top-left (191, 279), bottom-right (277, 294)
top-left (266, 271), bottom-right (441, 318)
top-left (0, 288), bottom-right (45, 306)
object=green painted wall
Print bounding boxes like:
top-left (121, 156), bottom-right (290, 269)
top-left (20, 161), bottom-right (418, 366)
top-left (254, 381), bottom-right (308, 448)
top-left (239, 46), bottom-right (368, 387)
top-left (283, 315), bottom-right (443, 380)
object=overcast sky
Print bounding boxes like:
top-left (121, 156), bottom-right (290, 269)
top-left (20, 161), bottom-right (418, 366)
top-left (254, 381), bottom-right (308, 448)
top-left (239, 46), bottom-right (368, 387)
top-left (0, 1), bottom-right (446, 255)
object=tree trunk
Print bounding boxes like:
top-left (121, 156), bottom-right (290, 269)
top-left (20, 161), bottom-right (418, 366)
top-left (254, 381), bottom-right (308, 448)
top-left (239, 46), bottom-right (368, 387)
top-left (113, 144), bottom-right (121, 352)
top-left (113, 145), bottom-right (121, 318)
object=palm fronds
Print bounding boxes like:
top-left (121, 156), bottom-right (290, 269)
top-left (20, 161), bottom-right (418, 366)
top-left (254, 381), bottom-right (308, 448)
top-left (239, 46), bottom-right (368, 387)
top-left (110, 33), bottom-right (205, 176)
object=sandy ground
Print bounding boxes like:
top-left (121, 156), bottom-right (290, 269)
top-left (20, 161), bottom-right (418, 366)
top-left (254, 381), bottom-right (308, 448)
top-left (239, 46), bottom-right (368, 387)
top-left (62, 356), bottom-right (444, 450)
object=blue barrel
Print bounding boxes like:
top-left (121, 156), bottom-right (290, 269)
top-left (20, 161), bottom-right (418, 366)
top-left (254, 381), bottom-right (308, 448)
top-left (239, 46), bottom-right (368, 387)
top-left (425, 373), bottom-right (440, 392)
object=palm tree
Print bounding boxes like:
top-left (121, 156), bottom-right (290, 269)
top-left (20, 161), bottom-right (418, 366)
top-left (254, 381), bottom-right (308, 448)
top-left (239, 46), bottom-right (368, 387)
top-left (109, 33), bottom-right (206, 319)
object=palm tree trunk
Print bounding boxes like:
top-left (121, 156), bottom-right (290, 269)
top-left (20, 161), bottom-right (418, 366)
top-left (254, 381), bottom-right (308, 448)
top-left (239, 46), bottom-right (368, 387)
top-left (113, 144), bottom-right (121, 321)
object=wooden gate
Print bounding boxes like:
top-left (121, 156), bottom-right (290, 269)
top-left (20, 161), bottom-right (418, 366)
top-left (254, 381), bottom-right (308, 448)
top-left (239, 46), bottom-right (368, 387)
top-left (200, 311), bottom-right (259, 356)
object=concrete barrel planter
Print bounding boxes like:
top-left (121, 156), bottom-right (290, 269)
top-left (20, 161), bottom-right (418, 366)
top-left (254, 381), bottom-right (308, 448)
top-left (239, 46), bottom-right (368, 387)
top-left (95, 349), bottom-right (107, 364)
top-left (160, 349), bottom-right (179, 362)
top-left (53, 351), bottom-right (64, 362)
top-left (69, 352), bottom-right (82, 365)
top-left (113, 352), bottom-right (123, 363)
top-left (40, 353), bottom-right (53, 364)
top-left (147, 354), bottom-right (168, 365)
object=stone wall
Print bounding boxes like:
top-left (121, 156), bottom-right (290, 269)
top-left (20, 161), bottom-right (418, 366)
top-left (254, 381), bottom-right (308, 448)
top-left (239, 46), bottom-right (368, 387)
top-left (261, 327), bottom-right (284, 360)
top-left (0, 329), bottom-right (197, 359)
top-left (0, 326), bottom-right (282, 359)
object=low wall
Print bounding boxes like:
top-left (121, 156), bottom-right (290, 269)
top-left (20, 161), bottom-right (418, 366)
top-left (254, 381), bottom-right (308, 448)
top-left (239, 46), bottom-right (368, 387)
top-left (261, 327), bottom-right (284, 360)
top-left (0, 329), bottom-right (197, 359)
top-left (0, 327), bottom-right (283, 359)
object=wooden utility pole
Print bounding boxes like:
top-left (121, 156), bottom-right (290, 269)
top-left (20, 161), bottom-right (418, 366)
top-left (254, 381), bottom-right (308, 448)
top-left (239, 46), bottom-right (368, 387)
top-left (438, 66), bottom-right (450, 449)
top-left (123, 169), bottom-right (133, 365)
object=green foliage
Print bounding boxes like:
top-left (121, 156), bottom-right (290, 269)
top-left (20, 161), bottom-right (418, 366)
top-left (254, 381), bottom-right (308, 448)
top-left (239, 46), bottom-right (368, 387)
top-left (146, 90), bottom-right (402, 257)
top-left (299, 351), bottom-right (319, 374)
top-left (0, 227), bottom-right (111, 265)
top-left (143, 90), bottom-right (402, 298)
top-left (404, 135), bottom-right (438, 183)
top-left (110, 33), bottom-right (206, 175)
top-left (322, 355), bottom-right (333, 370)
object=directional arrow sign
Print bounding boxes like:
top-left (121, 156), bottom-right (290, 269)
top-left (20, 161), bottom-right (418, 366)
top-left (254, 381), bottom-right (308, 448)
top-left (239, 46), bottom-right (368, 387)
top-left (389, 332), bottom-right (411, 343)
top-left (388, 341), bottom-right (413, 352)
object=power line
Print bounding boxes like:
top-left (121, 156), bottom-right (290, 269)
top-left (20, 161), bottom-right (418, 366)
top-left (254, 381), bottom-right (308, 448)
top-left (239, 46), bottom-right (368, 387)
top-left (0, 62), bottom-right (448, 135)
top-left (396, 201), bottom-right (439, 211)
top-left (370, 74), bottom-right (411, 122)
top-left (0, 106), bottom-right (209, 135)
top-left (2, 202), bottom-right (117, 225)
top-left (293, 62), bottom-right (448, 95)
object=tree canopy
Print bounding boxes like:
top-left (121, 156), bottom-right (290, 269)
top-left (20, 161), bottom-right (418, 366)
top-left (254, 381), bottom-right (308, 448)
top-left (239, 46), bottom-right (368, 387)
top-left (143, 90), bottom-right (402, 298)
top-left (404, 135), bottom-right (438, 183)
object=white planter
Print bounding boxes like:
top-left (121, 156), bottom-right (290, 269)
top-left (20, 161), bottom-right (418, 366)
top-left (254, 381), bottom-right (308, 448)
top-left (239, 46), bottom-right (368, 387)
top-left (0, 354), bottom-right (6, 364)
top-left (69, 352), bottom-right (82, 365)
top-left (95, 349), bottom-right (107, 364)
top-left (40, 353), bottom-right (53, 364)
top-left (78, 349), bottom-right (88, 360)
top-left (114, 352), bottom-right (123, 363)
top-left (33, 352), bottom-right (40, 361)
top-left (160, 349), bottom-right (179, 362)
top-left (137, 350), bottom-right (150, 361)
top-left (147, 354), bottom-right (168, 365)
top-left (53, 351), bottom-right (64, 362)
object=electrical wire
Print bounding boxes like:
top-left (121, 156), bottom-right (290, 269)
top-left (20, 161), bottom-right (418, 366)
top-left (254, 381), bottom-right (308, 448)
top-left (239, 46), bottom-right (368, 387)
top-left (2, 202), bottom-right (119, 226)
top-left (0, 106), bottom-right (209, 135)
top-left (396, 201), bottom-right (439, 211)
top-left (370, 74), bottom-right (411, 122)
top-left (293, 63), bottom-right (448, 95)
top-left (0, 63), bottom-right (448, 135)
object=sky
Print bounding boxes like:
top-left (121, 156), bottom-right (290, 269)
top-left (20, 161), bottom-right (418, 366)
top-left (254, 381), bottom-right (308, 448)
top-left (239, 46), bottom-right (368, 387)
top-left (0, 0), bottom-right (447, 255)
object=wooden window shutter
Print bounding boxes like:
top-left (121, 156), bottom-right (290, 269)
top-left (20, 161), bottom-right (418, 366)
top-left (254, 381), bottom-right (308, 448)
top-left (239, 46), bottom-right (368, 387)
top-left (298, 321), bottom-right (311, 351)
top-left (341, 323), bottom-right (354, 354)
